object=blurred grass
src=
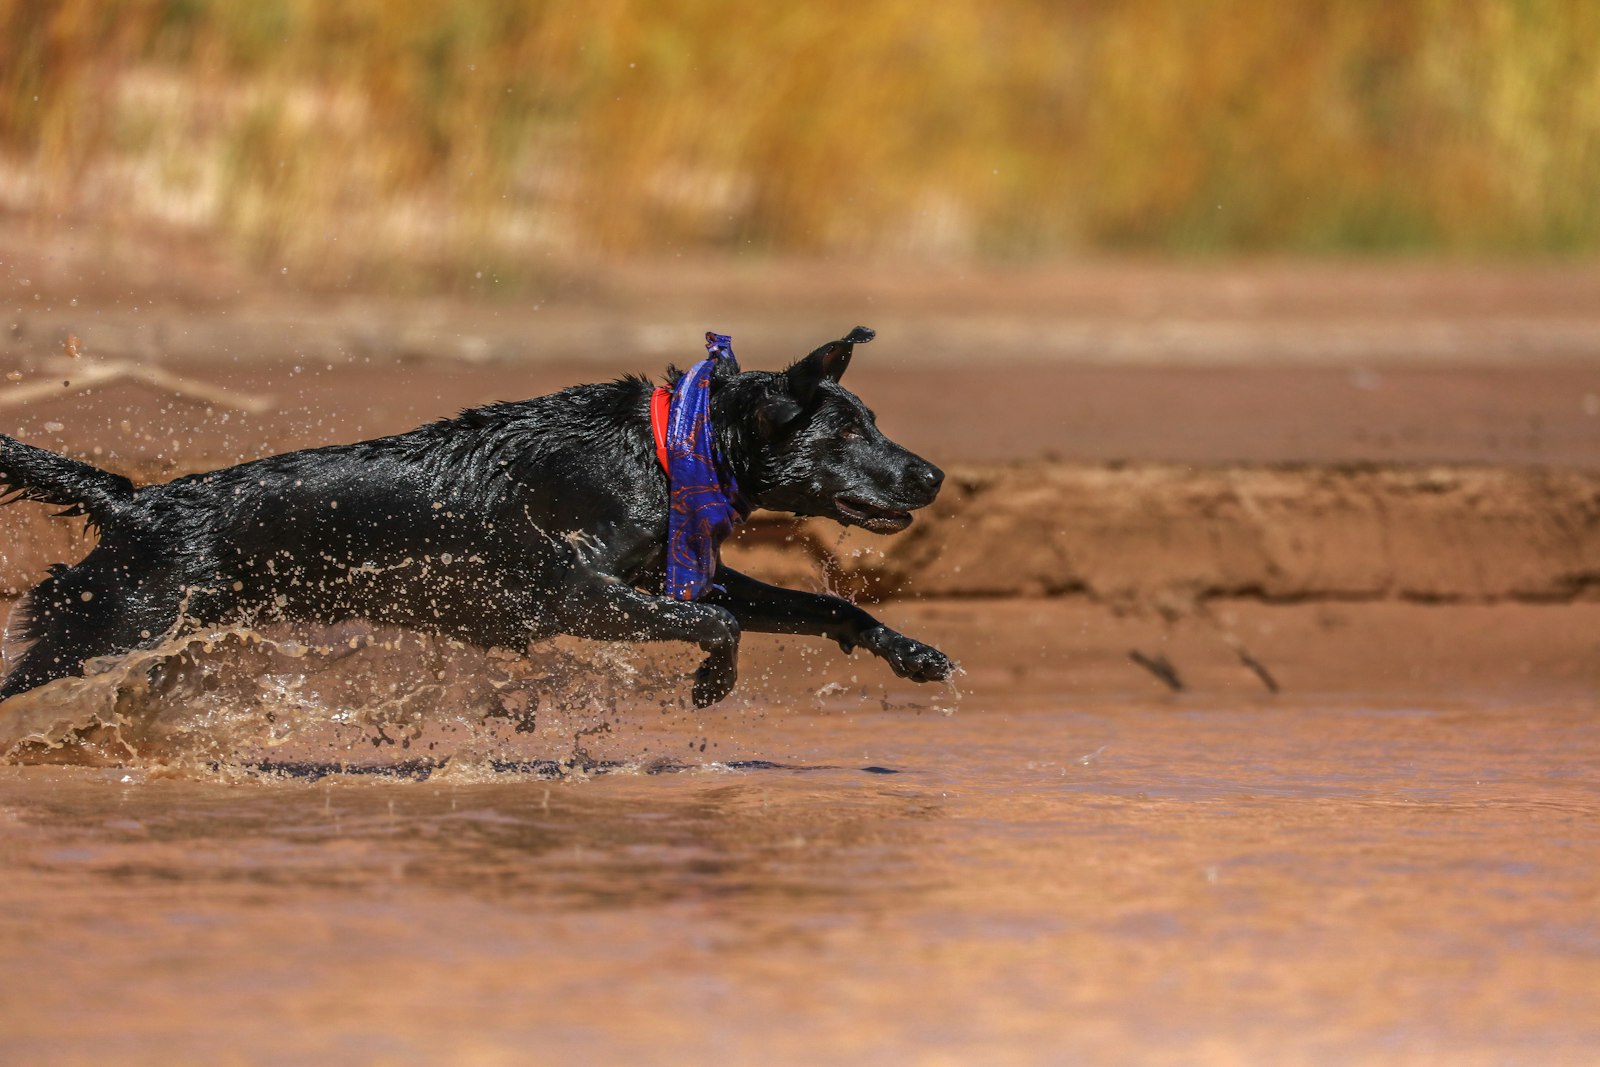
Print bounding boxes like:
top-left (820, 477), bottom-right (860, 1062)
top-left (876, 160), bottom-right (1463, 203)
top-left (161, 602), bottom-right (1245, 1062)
top-left (3, 0), bottom-right (1599, 285)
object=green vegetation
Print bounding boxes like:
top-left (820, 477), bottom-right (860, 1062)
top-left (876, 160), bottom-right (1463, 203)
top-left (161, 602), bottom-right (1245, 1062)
top-left (3, 0), bottom-right (1598, 281)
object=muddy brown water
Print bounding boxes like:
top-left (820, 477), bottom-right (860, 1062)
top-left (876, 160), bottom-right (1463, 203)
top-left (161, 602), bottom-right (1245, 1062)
top-left (0, 608), bottom-right (1596, 1066)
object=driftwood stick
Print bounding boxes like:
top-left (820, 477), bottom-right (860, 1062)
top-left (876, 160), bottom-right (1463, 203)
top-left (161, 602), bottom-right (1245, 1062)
top-left (0, 360), bottom-right (274, 414)
top-left (1206, 619), bottom-right (1282, 694)
top-left (1235, 649), bottom-right (1281, 693)
top-left (1128, 649), bottom-right (1184, 692)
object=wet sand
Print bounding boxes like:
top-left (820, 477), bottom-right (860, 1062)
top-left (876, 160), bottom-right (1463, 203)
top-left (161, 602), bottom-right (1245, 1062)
top-left (7, 358), bottom-right (1600, 475)
top-left (6, 242), bottom-right (1600, 473)
top-left (1, 250), bottom-right (1598, 1063)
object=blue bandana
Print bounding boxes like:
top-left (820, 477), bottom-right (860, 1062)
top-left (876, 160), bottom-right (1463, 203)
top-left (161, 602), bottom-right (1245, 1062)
top-left (662, 332), bottom-right (747, 601)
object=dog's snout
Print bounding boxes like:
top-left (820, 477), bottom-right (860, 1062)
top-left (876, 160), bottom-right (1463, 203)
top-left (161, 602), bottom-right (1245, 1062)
top-left (912, 461), bottom-right (944, 500)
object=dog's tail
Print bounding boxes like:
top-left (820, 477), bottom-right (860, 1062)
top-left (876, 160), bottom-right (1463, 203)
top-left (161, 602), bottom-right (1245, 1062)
top-left (0, 434), bottom-right (135, 533)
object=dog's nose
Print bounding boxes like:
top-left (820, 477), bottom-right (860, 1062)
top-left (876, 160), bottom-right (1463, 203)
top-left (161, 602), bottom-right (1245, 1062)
top-left (916, 462), bottom-right (944, 497)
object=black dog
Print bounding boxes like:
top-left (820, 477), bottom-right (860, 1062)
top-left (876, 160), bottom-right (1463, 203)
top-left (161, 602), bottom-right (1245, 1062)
top-left (0, 327), bottom-right (953, 705)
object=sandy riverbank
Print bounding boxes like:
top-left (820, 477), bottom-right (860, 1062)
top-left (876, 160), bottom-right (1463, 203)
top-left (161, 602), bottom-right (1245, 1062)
top-left (4, 251), bottom-right (1599, 701)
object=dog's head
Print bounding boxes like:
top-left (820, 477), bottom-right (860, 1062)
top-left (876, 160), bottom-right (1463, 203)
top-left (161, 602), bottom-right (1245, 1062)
top-left (714, 327), bottom-right (944, 533)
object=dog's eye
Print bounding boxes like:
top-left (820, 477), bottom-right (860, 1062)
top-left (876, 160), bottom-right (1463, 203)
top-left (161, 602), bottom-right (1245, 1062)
top-left (840, 427), bottom-right (863, 441)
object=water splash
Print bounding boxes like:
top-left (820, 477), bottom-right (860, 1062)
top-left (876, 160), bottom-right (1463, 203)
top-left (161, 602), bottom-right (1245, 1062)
top-left (0, 619), bottom-right (703, 777)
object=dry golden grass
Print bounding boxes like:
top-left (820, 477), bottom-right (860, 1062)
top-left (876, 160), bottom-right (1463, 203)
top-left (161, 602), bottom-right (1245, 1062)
top-left (3, 0), bottom-right (1599, 284)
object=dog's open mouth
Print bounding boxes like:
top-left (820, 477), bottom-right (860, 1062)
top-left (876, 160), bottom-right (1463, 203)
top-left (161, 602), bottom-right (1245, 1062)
top-left (834, 496), bottom-right (914, 534)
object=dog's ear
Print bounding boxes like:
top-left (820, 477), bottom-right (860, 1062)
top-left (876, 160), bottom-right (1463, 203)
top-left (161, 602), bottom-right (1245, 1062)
top-left (756, 391), bottom-right (805, 441)
top-left (785, 326), bottom-right (874, 406)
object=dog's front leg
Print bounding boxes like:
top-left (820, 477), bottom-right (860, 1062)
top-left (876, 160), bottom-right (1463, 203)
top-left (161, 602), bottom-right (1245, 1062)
top-left (708, 567), bottom-right (954, 685)
top-left (552, 579), bottom-right (741, 707)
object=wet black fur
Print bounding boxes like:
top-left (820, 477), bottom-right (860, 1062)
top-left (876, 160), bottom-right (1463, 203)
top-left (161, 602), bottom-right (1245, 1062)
top-left (0, 327), bottom-right (952, 705)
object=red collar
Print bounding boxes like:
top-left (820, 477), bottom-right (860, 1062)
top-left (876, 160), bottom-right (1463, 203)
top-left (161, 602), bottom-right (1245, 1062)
top-left (649, 386), bottom-right (671, 473)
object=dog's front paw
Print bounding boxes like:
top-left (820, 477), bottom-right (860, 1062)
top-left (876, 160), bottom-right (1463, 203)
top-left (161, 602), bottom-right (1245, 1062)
top-left (862, 626), bottom-right (955, 683)
top-left (692, 651), bottom-right (738, 707)
top-left (690, 607), bottom-right (740, 707)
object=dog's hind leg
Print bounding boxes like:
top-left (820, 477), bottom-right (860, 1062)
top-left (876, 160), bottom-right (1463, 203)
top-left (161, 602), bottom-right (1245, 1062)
top-left (1, 625), bottom-right (105, 699)
top-left (706, 566), bottom-right (954, 684)
top-left (549, 579), bottom-right (741, 707)
top-left (0, 550), bottom-right (182, 701)
top-left (1, 583), bottom-right (149, 700)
